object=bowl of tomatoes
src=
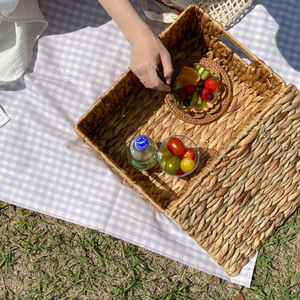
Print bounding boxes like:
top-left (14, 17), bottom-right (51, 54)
top-left (158, 135), bottom-right (200, 177)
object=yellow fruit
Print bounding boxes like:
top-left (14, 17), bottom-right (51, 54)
top-left (180, 158), bottom-right (195, 173)
top-left (176, 66), bottom-right (200, 86)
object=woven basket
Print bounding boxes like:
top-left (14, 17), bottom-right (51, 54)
top-left (75, 5), bottom-right (300, 277)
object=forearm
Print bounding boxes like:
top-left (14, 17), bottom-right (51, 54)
top-left (98, 0), bottom-right (173, 91)
top-left (98, 0), bottom-right (152, 44)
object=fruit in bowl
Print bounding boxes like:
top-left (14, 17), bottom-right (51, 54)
top-left (164, 57), bottom-right (233, 124)
top-left (158, 135), bottom-right (199, 177)
top-left (173, 62), bottom-right (223, 114)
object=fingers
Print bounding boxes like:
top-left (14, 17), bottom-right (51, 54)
top-left (129, 34), bottom-right (173, 92)
top-left (149, 68), bottom-right (172, 91)
top-left (138, 71), bottom-right (169, 92)
top-left (147, 51), bottom-right (173, 91)
top-left (135, 68), bottom-right (171, 91)
top-left (136, 61), bottom-right (173, 92)
top-left (161, 52), bottom-right (173, 85)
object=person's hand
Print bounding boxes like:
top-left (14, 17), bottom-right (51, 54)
top-left (97, 0), bottom-right (173, 91)
top-left (129, 30), bottom-right (173, 92)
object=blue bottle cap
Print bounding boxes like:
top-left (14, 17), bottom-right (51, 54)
top-left (135, 136), bottom-right (149, 150)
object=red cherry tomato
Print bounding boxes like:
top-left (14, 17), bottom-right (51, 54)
top-left (176, 169), bottom-right (185, 175)
top-left (167, 137), bottom-right (185, 156)
top-left (181, 148), bottom-right (196, 160)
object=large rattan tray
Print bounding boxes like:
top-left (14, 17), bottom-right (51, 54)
top-left (75, 5), bottom-right (300, 277)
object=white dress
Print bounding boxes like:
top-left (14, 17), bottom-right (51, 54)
top-left (0, 0), bottom-right (48, 85)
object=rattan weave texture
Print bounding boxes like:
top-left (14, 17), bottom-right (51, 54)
top-left (75, 5), bottom-right (300, 276)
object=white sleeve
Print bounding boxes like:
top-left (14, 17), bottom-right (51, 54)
top-left (0, 0), bottom-right (47, 85)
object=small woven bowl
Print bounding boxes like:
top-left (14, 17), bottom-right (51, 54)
top-left (158, 135), bottom-right (200, 177)
top-left (165, 57), bottom-right (233, 125)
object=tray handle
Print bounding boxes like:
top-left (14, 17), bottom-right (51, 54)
top-left (222, 30), bottom-right (259, 62)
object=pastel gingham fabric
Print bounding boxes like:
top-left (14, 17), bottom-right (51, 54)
top-left (0, 0), bottom-right (299, 287)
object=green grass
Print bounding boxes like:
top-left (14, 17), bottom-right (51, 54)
top-left (0, 201), bottom-right (300, 299)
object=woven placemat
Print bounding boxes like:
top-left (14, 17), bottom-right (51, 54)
top-left (165, 57), bottom-right (233, 124)
top-left (75, 5), bottom-right (300, 276)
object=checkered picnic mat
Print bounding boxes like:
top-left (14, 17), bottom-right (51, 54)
top-left (0, 0), bottom-right (299, 287)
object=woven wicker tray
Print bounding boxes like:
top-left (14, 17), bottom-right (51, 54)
top-left (75, 5), bottom-right (300, 277)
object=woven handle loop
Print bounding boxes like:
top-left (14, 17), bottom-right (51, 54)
top-left (222, 30), bottom-right (258, 62)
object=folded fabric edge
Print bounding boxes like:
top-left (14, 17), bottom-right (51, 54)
top-left (0, 105), bottom-right (10, 128)
top-left (0, 19), bottom-right (48, 84)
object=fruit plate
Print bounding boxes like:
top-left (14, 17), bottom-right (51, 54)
top-left (165, 57), bottom-right (233, 124)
